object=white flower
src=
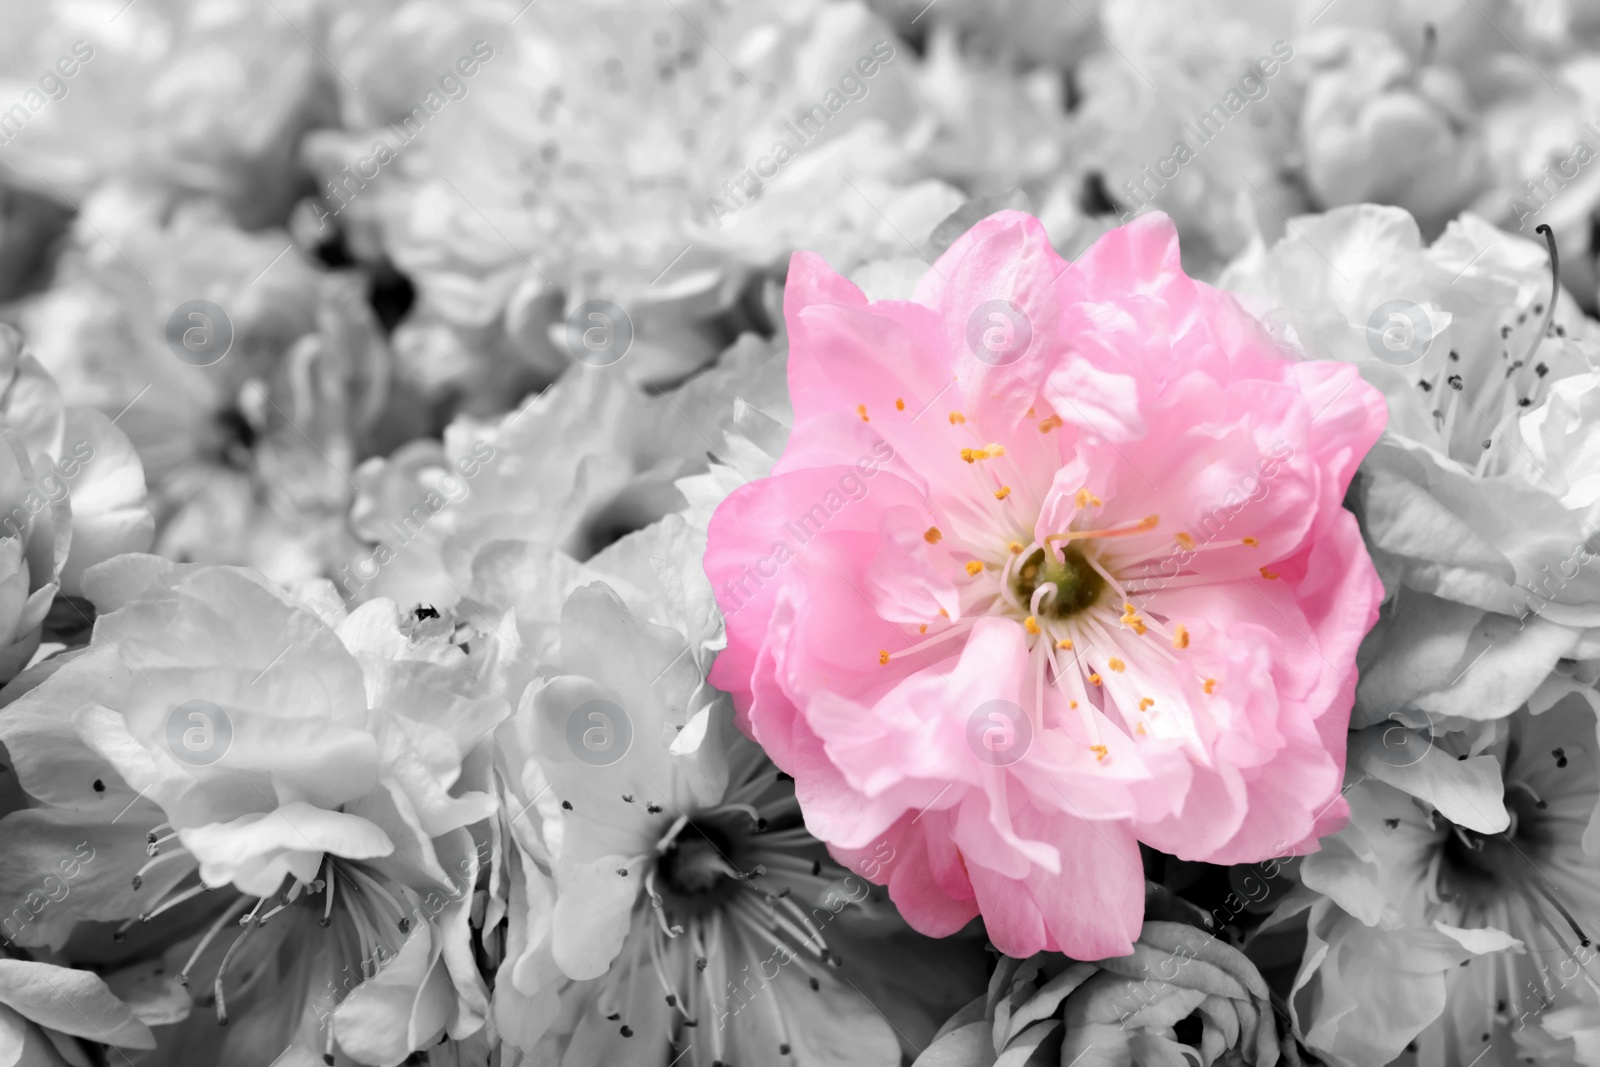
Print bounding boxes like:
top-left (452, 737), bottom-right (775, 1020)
top-left (342, 331), bottom-right (787, 646)
top-left (1286, 682), bottom-right (1600, 1066)
top-left (908, 26), bottom-right (1080, 198)
top-left (311, 0), bottom-right (939, 393)
top-left (1297, 27), bottom-right (1487, 235)
top-left (486, 581), bottom-right (986, 1067)
top-left (1473, 54), bottom-right (1600, 303)
top-left (0, 323), bottom-right (152, 679)
top-left (15, 183), bottom-right (389, 589)
top-left (1074, 0), bottom-right (1304, 274)
top-left (1222, 204), bottom-right (1600, 725)
top-left (0, 556), bottom-right (510, 1065)
top-left (0, 0), bottom-right (334, 226)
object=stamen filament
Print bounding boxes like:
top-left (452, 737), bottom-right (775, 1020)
top-left (141, 879), bottom-right (209, 923)
top-left (177, 897), bottom-right (253, 987)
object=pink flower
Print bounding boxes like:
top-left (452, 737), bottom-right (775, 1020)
top-left (704, 211), bottom-right (1387, 959)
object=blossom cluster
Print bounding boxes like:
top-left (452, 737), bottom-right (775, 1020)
top-left (0, 1), bottom-right (1596, 1066)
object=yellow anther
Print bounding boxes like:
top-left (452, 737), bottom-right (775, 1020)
top-left (1203, 678), bottom-right (1217, 695)
top-left (857, 404), bottom-right (869, 422)
top-left (919, 624), bottom-right (928, 634)
top-left (1172, 623), bottom-right (1189, 650)
top-left (1088, 673), bottom-right (1102, 686)
top-left (1091, 744), bottom-right (1109, 761)
top-left (1139, 514), bottom-right (1159, 529)
top-left (1038, 415), bottom-right (1063, 433)
top-left (1259, 566), bottom-right (1280, 581)
top-left (1069, 699), bottom-right (1079, 709)
top-left (938, 607), bottom-right (950, 618)
top-left (960, 448), bottom-right (976, 464)
top-left (986, 443), bottom-right (1006, 457)
top-left (879, 650), bottom-right (890, 665)
top-left (994, 486), bottom-right (1012, 500)
top-left (1139, 697), bottom-right (1154, 711)
top-left (1174, 532), bottom-right (1195, 551)
top-left (895, 398), bottom-right (906, 411)
top-left (948, 411), bottom-right (967, 425)
top-left (924, 527), bottom-right (942, 544)
top-left (1009, 541), bottom-right (1025, 554)
top-left (1074, 487), bottom-right (1102, 508)
top-left (1108, 657), bottom-right (1126, 672)
top-left (1026, 406), bottom-right (1036, 417)
top-left (1024, 616), bottom-right (1040, 634)
top-left (1056, 638), bottom-right (1073, 650)
top-left (1241, 536), bottom-right (1259, 547)
top-left (965, 560), bottom-right (985, 576)
top-left (1136, 722), bottom-right (1147, 736)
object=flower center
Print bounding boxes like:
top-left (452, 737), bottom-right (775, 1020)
top-left (1011, 545), bottom-right (1106, 619)
top-left (1434, 785), bottom-right (1592, 950)
top-left (1439, 781), bottom-right (1548, 888)
top-left (656, 822), bottom-right (742, 917)
top-left (609, 769), bottom-right (855, 1060)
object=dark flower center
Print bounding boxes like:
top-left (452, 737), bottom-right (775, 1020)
top-left (1435, 788), bottom-right (1592, 948)
top-left (1011, 546), bottom-right (1106, 618)
top-left (656, 821), bottom-right (742, 917)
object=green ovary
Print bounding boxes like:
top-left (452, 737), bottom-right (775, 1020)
top-left (1011, 546), bottom-right (1106, 618)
